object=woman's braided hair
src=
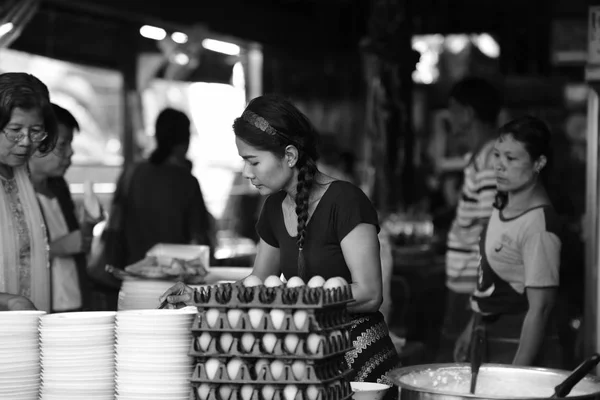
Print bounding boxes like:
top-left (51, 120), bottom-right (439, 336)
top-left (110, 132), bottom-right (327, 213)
top-left (233, 95), bottom-right (319, 279)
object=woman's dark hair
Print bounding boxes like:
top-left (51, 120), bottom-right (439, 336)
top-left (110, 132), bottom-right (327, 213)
top-left (149, 108), bottom-right (190, 165)
top-left (233, 94), bottom-right (319, 278)
top-left (51, 103), bottom-right (79, 132)
top-left (0, 73), bottom-right (57, 154)
top-left (494, 115), bottom-right (552, 209)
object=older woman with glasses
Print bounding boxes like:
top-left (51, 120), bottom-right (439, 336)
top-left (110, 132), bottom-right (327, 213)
top-left (0, 72), bottom-right (58, 312)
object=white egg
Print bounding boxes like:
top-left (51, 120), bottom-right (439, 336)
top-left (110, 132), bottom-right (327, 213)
top-left (269, 359), bottom-right (285, 380)
top-left (196, 384), bottom-right (211, 400)
top-left (306, 333), bottom-right (323, 355)
top-left (227, 358), bottom-right (244, 380)
top-left (219, 333), bottom-right (234, 353)
top-left (291, 360), bottom-right (306, 380)
top-left (270, 309), bottom-right (286, 330)
top-left (286, 276), bottom-right (305, 288)
top-left (248, 308), bottom-right (265, 329)
top-left (292, 310), bottom-right (308, 330)
top-left (255, 359), bottom-right (270, 379)
top-left (240, 332), bottom-right (255, 353)
top-left (264, 275), bottom-right (284, 287)
top-left (204, 358), bottom-right (221, 380)
top-left (205, 308), bottom-right (221, 328)
top-left (305, 385), bottom-right (320, 400)
top-left (240, 384), bottom-right (254, 400)
top-left (219, 385), bottom-right (233, 400)
top-left (323, 276), bottom-right (347, 290)
top-left (307, 275), bottom-right (325, 288)
top-left (261, 333), bottom-right (278, 354)
top-left (227, 308), bottom-right (243, 329)
top-left (284, 333), bottom-right (300, 354)
top-left (262, 385), bottom-right (276, 400)
top-left (243, 275), bottom-right (263, 287)
top-left (197, 332), bottom-right (213, 352)
top-left (283, 385), bottom-right (299, 400)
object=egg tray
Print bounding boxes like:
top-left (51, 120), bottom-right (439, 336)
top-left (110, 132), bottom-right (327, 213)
top-left (191, 307), bottom-right (352, 333)
top-left (192, 377), bottom-right (353, 400)
top-left (189, 328), bottom-right (352, 360)
top-left (191, 356), bottom-right (351, 385)
top-left (192, 283), bottom-right (352, 309)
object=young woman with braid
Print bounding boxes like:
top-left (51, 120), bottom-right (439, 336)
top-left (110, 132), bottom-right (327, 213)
top-left (161, 95), bottom-right (401, 391)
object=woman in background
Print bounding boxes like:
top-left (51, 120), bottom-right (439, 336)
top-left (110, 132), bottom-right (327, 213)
top-left (455, 116), bottom-right (562, 367)
top-left (0, 72), bottom-right (58, 312)
top-left (113, 108), bottom-right (214, 267)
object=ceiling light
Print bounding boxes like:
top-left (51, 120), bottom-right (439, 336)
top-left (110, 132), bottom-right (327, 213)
top-left (171, 32), bottom-right (188, 44)
top-left (202, 38), bottom-right (240, 56)
top-left (0, 22), bottom-right (13, 38)
top-left (140, 25), bottom-right (166, 41)
top-left (172, 53), bottom-right (190, 65)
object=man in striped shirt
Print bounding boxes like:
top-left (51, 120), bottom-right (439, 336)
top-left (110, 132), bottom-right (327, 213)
top-left (438, 77), bottom-right (502, 361)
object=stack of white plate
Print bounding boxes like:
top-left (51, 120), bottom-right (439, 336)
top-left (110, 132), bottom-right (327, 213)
top-left (115, 308), bottom-right (197, 400)
top-left (39, 312), bottom-right (117, 400)
top-left (118, 278), bottom-right (175, 311)
top-left (0, 311), bottom-right (45, 400)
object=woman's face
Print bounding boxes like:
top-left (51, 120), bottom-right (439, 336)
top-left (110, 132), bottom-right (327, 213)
top-left (0, 107), bottom-right (44, 168)
top-left (492, 134), bottom-right (542, 193)
top-left (29, 123), bottom-right (73, 178)
top-left (236, 137), bottom-right (293, 195)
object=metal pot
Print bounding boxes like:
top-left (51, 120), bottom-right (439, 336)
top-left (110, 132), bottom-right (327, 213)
top-left (387, 364), bottom-right (600, 400)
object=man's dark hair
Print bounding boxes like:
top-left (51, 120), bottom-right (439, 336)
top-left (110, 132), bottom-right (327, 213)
top-left (449, 77), bottom-right (502, 125)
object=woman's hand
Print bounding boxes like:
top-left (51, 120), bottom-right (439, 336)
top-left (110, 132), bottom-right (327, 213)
top-left (454, 315), bottom-right (475, 362)
top-left (158, 282), bottom-right (196, 308)
top-left (6, 295), bottom-right (37, 311)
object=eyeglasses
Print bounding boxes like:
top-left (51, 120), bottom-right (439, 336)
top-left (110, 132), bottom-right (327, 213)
top-left (2, 127), bottom-right (48, 143)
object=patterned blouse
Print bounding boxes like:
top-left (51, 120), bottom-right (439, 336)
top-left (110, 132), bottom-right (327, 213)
top-left (1, 176), bottom-right (32, 298)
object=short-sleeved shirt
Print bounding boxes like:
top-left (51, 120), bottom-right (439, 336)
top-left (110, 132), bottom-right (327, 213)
top-left (471, 205), bottom-right (562, 316)
top-left (256, 181), bottom-right (379, 282)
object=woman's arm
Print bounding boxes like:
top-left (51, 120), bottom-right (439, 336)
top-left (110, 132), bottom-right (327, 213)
top-left (250, 239), bottom-right (281, 281)
top-left (513, 287), bottom-right (557, 366)
top-left (340, 223), bottom-right (383, 313)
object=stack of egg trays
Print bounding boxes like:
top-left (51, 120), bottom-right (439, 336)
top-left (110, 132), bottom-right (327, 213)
top-left (190, 282), bottom-right (354, 400)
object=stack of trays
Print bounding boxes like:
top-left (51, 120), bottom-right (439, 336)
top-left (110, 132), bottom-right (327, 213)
top-left (190, 275), bottom-right (354, 400)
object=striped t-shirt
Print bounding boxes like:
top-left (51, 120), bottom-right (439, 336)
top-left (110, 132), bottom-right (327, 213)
top-left (446, 140), bottom-right (497, 294)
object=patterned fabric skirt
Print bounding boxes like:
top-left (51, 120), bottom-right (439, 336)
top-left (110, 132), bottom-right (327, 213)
top-left (345, 311), bottom-right (402, 400)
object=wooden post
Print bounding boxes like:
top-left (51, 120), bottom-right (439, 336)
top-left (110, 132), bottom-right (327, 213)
top-left (119, 25), bottom-right (139, 167)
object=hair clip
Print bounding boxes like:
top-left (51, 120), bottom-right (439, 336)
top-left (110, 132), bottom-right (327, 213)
top-left (241, 110), bottom-right (294, 142)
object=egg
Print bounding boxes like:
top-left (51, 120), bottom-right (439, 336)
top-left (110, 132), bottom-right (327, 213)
top-left (255, 359), bottom-right (270, 379)
top-left (283, 385), bottom-right (299, 400)
top-left (284, 333), bottom-right (300, 354)
top-left (264, 275), bottom-right (284, 287)
top-left (219, 385), bottom-right (233, 400)
top-left (240, 384), bottom-right (254, 400)
top-left (240, 332), bottom-right (255, 353)
top-left (205, 308), bottom-right (221, 328)
top-left (227, 358), bottom-right (244, 380)
top-left (197, 332), bottom-right (213, 352)
top-left (262, 385), bottom-right (276, 400)
top-left (306, 333), bottom-right (323, 355)
top-left (204, 358), bottom-right (221, 380)
top-left (323, 276), bottom-right (348, 290)
top-left (291, 360), bottom-right (306, 380)
top-left (305, 385), bottom-right (320, 400)
top-left (248, 308), bottom-right (265, 329)
top-left (286, 276), bottom-right (305, 288)
top-left (196, 384), bottom-right (211, 400)
top-left (261, 333), bottom-right (278, 354)
top-left (270, 308), bottom-right (286, 330)
top-left (292, 310), bottom-right (308, 330)
top-left (269, 359), bottom-right (285, 380)
top-left (219, 333), bottom-right (234, 353)
top-left (243, 275), bottom-right (263, 287)
top-left (307, 275), bottom-right (325, 288)
top-left (227, 309), bottom-right (243, 328)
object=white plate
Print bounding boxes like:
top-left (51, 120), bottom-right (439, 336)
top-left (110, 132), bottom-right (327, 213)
top-left (146, 243), bottom-right (210, 263)
top-left (40, 312), bottom-right (116, 325)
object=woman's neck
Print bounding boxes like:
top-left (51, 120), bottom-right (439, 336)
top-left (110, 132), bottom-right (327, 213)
top-left (0, 163), bottom-right (13, 179)
top-left (506, 180), bottom-right (548, 212)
